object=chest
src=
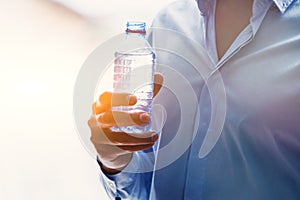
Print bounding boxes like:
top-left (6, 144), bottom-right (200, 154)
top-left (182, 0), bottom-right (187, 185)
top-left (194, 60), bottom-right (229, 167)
top-left (215, 0), bottom-right (253, 60)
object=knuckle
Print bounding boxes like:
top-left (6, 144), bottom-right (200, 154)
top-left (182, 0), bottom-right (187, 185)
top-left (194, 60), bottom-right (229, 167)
top-left (92, 102), bottom-right (97, 113)
top-left (90, 135), bottom-right (97, 144)
top-left (88, 115), bottom-right (99, 127)
top-left (97, 115), bottom-right (102, 123)
top-left (100, 91), bottom-right (112, 103)
top-left (87, 119), bottom-right (93, 127)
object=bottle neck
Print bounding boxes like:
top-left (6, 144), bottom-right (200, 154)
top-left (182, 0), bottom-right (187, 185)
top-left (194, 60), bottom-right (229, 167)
top-left (126, 29), bottom-right (146, 34)
top-left (126, 21), bottom-right (146, 38)
top-left (126, 32), bottom-right (146, 39)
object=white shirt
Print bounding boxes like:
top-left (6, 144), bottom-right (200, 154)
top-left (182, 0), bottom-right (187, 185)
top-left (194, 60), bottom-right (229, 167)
top-left (99, 0), bottom-right (300, 199)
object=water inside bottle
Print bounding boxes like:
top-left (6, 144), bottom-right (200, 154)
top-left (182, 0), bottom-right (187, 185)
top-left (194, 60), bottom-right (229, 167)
top-left (112, 51), bottom-right (155, 133)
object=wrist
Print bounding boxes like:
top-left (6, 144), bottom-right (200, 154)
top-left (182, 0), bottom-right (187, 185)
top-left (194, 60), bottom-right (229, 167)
top-left (97, 154), bottom-right (133, 175)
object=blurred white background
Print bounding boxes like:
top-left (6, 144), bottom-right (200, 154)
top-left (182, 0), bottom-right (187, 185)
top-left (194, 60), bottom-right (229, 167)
top-left (0, 0), bottom-right (173, 199)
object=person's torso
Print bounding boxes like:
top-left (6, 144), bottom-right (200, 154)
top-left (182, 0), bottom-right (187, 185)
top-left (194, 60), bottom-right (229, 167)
top-left (150, 0), bottom-right (300, 199)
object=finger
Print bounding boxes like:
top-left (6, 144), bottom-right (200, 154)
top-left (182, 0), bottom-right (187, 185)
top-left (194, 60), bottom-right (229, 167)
top-left (98, 111), bottom-right (150, 127)
top-left (93, 92), bottom-right (137, 114)
top-left (91, 127), bottom-right (158, 145)
top-left (88, 115), bottom-right (98, 127)
top-left (117, 143), bottom-right (155, 152)
top-left (93, 102), bottom-right (107, 114)
top-left (106, 131), bottom-right (158, 145)
top-left (96, 142), bottom-right (155, 159)
top-left (100, 92), bottom-right (137, 107)
top-left (90, 119), bottom-right (158, 146)
top-left (153, 73), bottom-right (164, 97)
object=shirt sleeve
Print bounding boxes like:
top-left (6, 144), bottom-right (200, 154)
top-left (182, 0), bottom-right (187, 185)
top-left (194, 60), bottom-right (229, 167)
top-left (98, 148), bottom-right (155, 200)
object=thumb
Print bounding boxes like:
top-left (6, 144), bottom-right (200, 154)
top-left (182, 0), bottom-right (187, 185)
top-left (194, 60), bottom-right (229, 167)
top-left (153, 73), bottom-right (164, 97)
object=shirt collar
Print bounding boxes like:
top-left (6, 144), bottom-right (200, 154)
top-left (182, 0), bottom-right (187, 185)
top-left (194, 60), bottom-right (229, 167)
top-left (273, 0), bottom-right (295, 13)
top-left (197, 0), bottom-right (295, 14)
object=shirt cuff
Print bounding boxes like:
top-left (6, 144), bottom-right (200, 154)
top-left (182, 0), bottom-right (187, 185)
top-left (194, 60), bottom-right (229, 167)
top-left (98, 152), bottom-right (141, 194)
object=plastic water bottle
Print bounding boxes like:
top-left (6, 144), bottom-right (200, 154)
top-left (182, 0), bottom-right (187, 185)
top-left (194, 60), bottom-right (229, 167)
top-left (112, 21), bottom-right (155, 133)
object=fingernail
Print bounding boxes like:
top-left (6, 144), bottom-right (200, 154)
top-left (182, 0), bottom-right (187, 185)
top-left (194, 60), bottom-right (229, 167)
top-left (139, 113), bottom-right (150, 122)
top-left (127, 95), bottom-right (137, 105)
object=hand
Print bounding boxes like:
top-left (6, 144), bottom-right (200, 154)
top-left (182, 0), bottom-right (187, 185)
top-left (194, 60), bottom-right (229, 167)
top-left (88, 73), bottom-right (164, 174)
